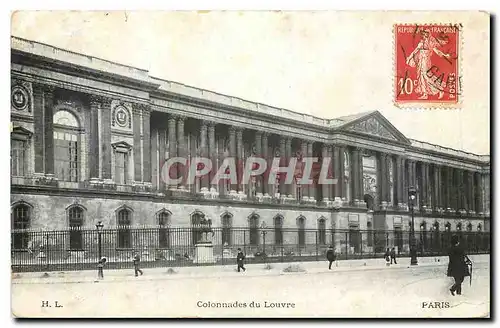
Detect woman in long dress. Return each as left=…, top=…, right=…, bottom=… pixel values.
left=406, top=29, right=451, bottom=100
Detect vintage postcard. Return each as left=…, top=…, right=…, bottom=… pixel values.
left=10, top=11, right=490, bottom=318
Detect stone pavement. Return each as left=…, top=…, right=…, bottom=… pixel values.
left=12, top=254, right=489, bottom=285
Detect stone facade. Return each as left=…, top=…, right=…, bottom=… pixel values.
left=10, top=37, right=491, bottom=254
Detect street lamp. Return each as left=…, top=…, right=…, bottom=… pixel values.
left=96, top=220, right=104, bottom=260
left=408, top=186, right=418, bottom=265
left=260, top=222, right=268, bottom=254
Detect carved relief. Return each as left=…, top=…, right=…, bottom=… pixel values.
left=11, top=81, right=31, bottom=112
left=346, top=117, right=398, bottom=141
left=112, top=102, right=132, bottom=130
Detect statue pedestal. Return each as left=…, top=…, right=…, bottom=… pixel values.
left=194, top=243, right=216, bottom=264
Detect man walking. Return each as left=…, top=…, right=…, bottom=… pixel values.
left=133, top=251, right=144, bottom=277
left=390, top=247, right=397, bottom=264
left=236, top=248, right=246, bottom=272
left=448, top=235, right=471, bottom=296
left=326, top=246, right=336, bottom=270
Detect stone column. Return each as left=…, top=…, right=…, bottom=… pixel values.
left=142, top=105, right=151, bottom=184
left=460, top=170, right=467, bottom=212
left=475, top=172, right=484, bottom=214
left=401, top=158, right=408, bottom=207
left=279, top=137, right=286, bottom=198
left=89, top=95, right=101, bottom=180
left=421, top=162, right=429, bottom=211
left=433, top=164, right=440, bottom=211
left=43, top=86, right=55, bottom=176
left=452, top=168, right=460, bottom=211
left=176, top=116, right=186, bottom=190
left=32, top=84, right=45, bottom=174
left=167, top=116, right=177, bottom=190
left=333, top=145, right=340, bottom=201
left=207, top=122, right=216, bottom=192
left=255, top=131, right=263, bottom=197
left=262, top=132, right=270, bottom=197
left=236, top=128, right=244, bottom=194
left=339, top=146, right=346, bottom=201
left=328, top=145, right=334, bottom=202
left=395, top=156, right=403, bottom=208
left=358, top=150, right=365, bottom=205
left=285, top=137, right=294, bottom=198
left=301, top=140, right=309, bottom=201
left=229, top=127, right=237, bottom=193
left=307, top=142, right=315, bottom=202
left=101, top=97, right=113, bottom=180
left=132, top=104, right=142, bottom=182
left=379, top=153, right=388, bottom=208
left=150, top=128, right=158, bottom=189
left=469, top=171, right=475, bottom=213
left=321, top=144, right=329, bottom=203
left=352, top=147, right=360, bottom=204
left=158, top=129, right=166, bottom=191
left=200, top=121, right=209, bottom=192
left=446, top=167, right=453, bottom=211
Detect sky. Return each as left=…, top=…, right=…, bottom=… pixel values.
left=11, top=11, right=490, bottom=154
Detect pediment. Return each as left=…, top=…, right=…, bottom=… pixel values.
left=11, top=126, right=33, bottom=141
left=336, top=111, right=410, bottom=144
left=111, top=141, right=133, bottom=153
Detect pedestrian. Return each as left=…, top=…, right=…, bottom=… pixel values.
left=236, top=248, right=246, bottom=272
left=390, top=247, right=397, bottom=264
left=447, top=235, right=471, bottom=296
left=326, top=246, right=336, bottom=270
left=384, top=248, right=391, bottom=266
left=97, top=257, right=106, bottom=280
left=133, top=251, right=144, bottom=277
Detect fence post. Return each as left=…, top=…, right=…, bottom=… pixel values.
left=315, top=231, right=318, bottom=261
left=345, top=231, right=348, bottom=260
left=243, top=229, right=247, bottom=260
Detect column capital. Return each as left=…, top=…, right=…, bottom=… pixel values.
left=32, top=82, right=56, bottom=93
left=175, top=114, right=187, bottom=122
left=255, top=130, right=263, bottom=138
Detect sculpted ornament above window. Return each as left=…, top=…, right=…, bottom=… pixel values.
left=346, top=117, right=398, bottom=141
left=112, top=104, right=132, bottom=129
left=11, top=85, right=30, bottom=111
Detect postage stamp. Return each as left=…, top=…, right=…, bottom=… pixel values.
left=394, top=24, right=461, bottom=108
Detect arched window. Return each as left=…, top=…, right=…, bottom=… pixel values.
left=12, top=203, right=31, bottom=250
left=54, top=110, right=80, bottom=182
left=157, top=210, right=171, bottom=248
left=117, top=207, right=132, bottom=249
left=297, top=216, right=306, bottom=247
left=249, top=215, right=259, bottom=246
left=274, top=215, right=283, bottom=245
left=344, top=151, right=350, bottom=201
left=318, top=218, right=326, bottom=245
left=191, top=211, right=204, bottom=245
left=221, top=213, right=232, bottom=246
left=68, top=205, right=84, bottom=250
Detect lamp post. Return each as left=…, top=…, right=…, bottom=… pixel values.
left=260, top=222, right=268, bottom=254
left=408, top=187, right=418, bottom=265
left=96, top=220, right=104, bottom=260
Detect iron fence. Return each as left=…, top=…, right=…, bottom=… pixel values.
left=11, top=227, right=490, bottom=272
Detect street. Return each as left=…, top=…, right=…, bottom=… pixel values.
left=12, top=262, right=489, bottom=318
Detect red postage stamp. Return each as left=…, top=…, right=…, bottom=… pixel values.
left=394, top=24, right=461, bottom=108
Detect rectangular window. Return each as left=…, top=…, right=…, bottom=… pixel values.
left=11, top=140, right=26, bottom=176
left=54, top=134, right=78, bottom=182
left=115, top=152, right=128, bottom=184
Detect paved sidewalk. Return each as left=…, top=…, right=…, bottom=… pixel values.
left=12, top=254, right=489, bottom=285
